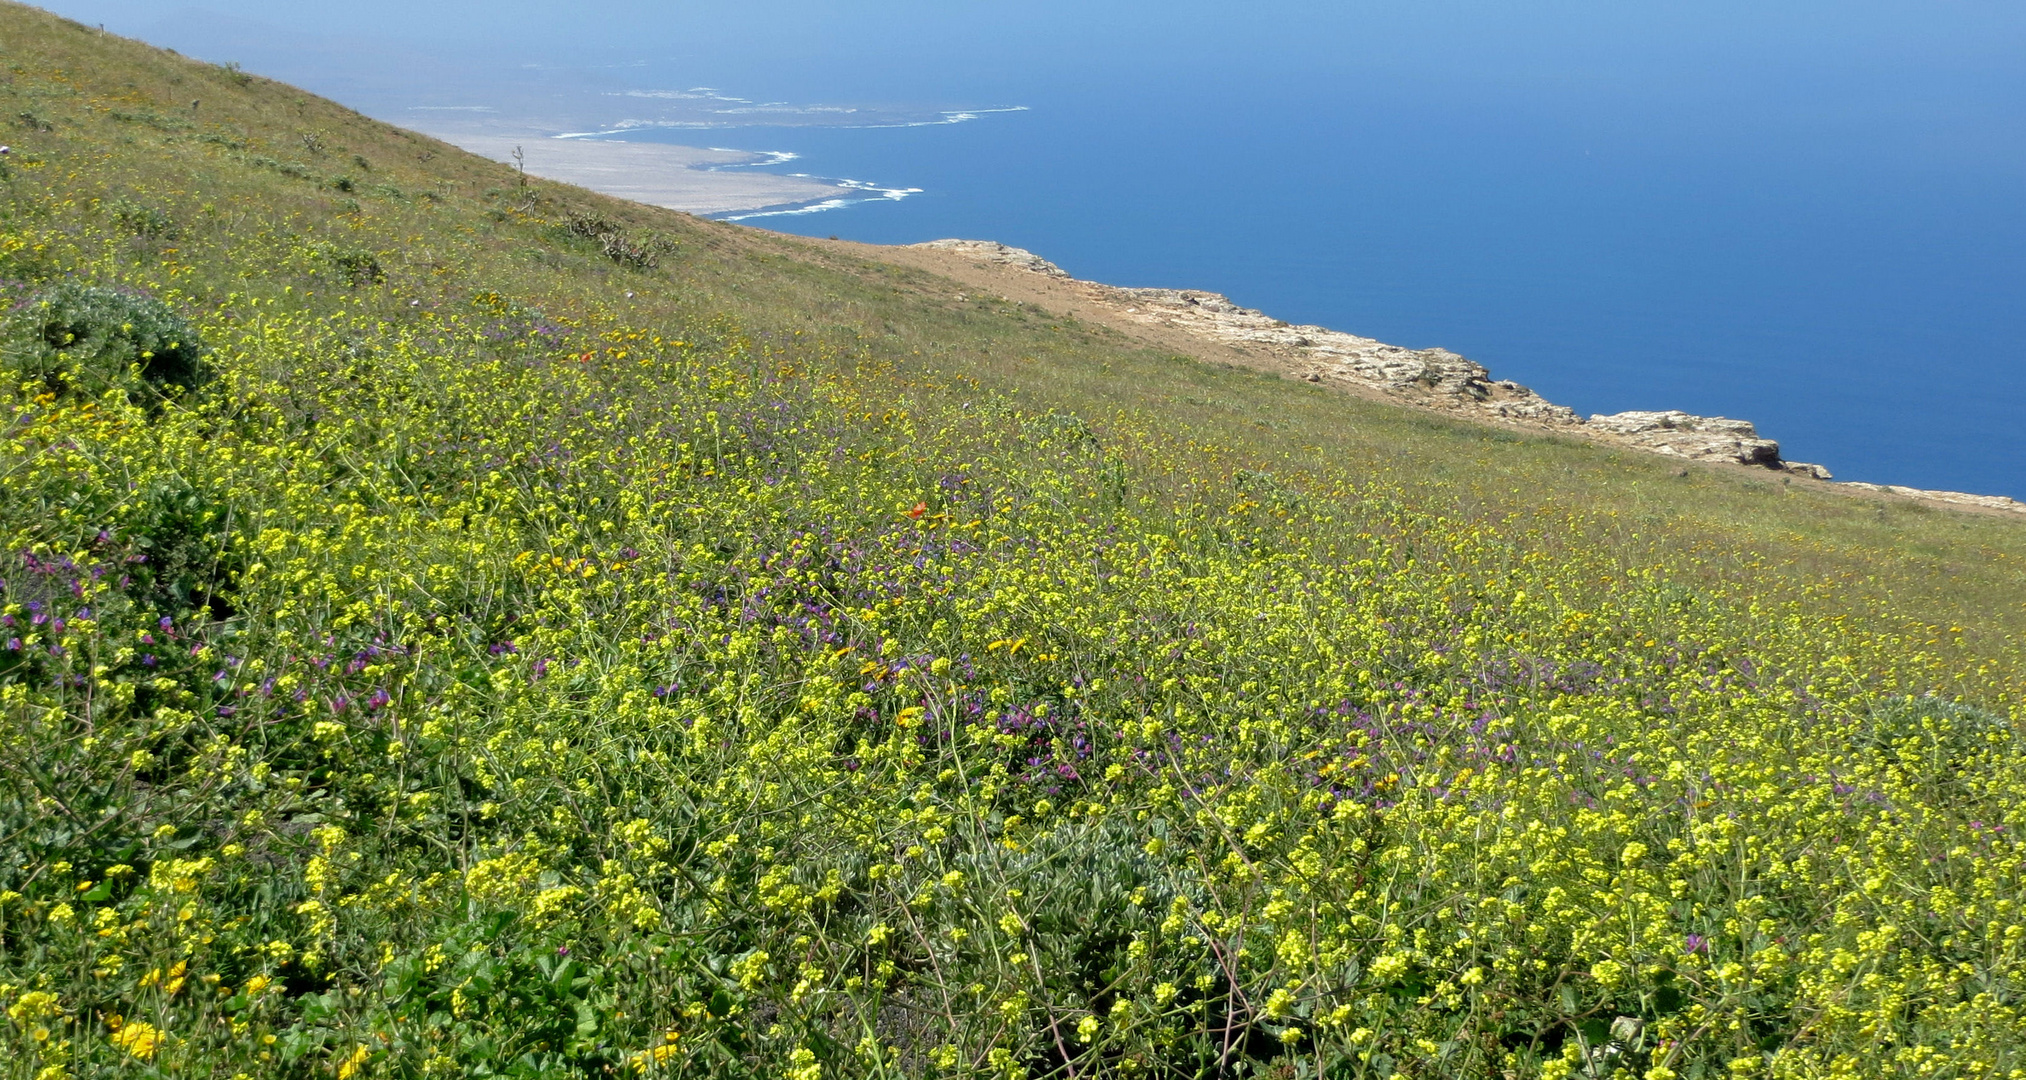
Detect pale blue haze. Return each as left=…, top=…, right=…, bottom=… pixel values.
left=44, top=1, right=2026, bottom=496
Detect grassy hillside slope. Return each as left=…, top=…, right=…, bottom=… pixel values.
left=1, top=6, right=2022, bottom=1078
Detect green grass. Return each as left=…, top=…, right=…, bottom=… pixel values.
left=1, top=6, right=2022, bottom=1078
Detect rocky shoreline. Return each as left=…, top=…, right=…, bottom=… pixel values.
left=909, top=240, right=2024, bottom=515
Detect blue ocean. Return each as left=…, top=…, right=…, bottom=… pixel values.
left=60, top=0, right=2026, bottom=496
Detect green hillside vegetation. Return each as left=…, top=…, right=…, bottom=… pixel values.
left=1, top=5, right=2022, bottom=1077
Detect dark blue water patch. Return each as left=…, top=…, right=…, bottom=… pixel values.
left=621, top=94, right=2025, bottom=498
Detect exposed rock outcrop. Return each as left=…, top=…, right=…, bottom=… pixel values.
left=911, top=239, right=1071, bottom=278
left=914, top=243, right=1581, bottom=426
left=1838, top=484, right=2025, bottom=513
left=904, top=238, right=2021, bottom=514
left=1103, top=287, right=1581, bottom=424
left=1581, top=411, right=1836, bottom=476
left=1586, top=410, right=1780, bottom=467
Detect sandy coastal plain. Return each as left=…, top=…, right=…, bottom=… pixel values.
left=434, top=134, right=841, bottom=217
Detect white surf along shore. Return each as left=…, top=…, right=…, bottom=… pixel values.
left=406, top=86, right=1021, bottom=218
left=900, top=241, right=2026, bottom=516
left=434, top=134, right=913, bottom=220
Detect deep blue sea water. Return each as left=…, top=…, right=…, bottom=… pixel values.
left=660, top=86, right=2026, bottom=498
left=47, top=1, right=2026, bottom=497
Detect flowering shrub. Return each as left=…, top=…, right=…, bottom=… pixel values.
left=1, top=280, right=206, bottom=402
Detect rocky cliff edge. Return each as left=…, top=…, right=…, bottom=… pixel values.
left=907, top=239, right=2021, bottom=515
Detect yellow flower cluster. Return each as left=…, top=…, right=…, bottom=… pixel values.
left=0, top=25, right=2019, bottom=1076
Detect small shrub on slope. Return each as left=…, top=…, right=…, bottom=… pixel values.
left=110, top=198, right=176, bottom=240
left=1, top=280, right=206, bottom=403
left=563, top=209, right=673, bottom=269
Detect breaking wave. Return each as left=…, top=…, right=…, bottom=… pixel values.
left=718, top=179, right=924, bottom=221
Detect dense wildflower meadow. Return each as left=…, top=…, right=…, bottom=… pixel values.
left=2, top=9, right=2024, bottom=1079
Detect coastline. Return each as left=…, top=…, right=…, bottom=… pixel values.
left=822, top=238, right=2026, bottom=517
left=431, top=133, right=846, bottom=218
left=397, top=122, right=2021, bottom=516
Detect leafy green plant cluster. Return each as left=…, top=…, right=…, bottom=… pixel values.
left=323, top=246, right=384, bottom=287
left=562, top=209, right=673, bottom=270
left=109, top=199, right=175, bottom=240
left=0, top=279, right=206, bottom=403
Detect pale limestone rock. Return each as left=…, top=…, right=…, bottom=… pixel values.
left=1586, top=410, right=1782, bottom=467
left=1091, top=287, right=1582, bottom=424
left=1838, top=483, right=2026, bottom=513
left=909, top=240, right=1584, bottom=423
left=910, top=239, right=1070, bottom=278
